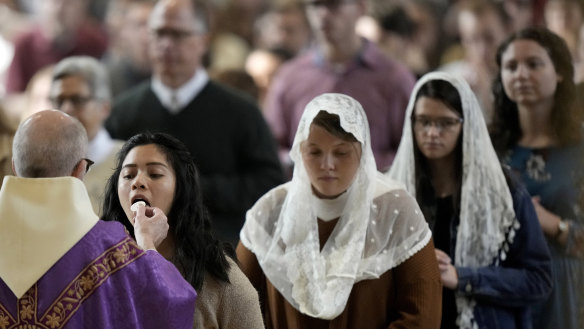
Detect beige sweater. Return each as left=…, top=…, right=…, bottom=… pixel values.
left=194, top=257, right=265, bottom=329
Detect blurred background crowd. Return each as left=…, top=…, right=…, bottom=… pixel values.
left=0, top=0, right=577, bottom=129
left=1, top=1, right=584, bottom=328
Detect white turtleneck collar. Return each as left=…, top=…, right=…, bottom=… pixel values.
left=311, top=189, right=350, bottom=221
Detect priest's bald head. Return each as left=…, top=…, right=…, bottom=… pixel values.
left=12, top=110, right=90, bottom=178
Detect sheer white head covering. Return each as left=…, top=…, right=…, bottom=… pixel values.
left=387, top=72, right=519, bottom=329
left=240, top=93, right=431, bottom=319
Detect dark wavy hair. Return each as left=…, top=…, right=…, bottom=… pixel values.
left=490, top=27, right=581, bottom=155
left=412, top=79, right=464, bottom=223
left=101, top=132, right=232, bottom=290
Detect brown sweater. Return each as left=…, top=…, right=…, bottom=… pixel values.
left=236, top=219, right=442, bottom=329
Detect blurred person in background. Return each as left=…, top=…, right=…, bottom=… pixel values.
left=19, top=65, right=54, bottom=123
left=0, top=0, right=32, bottom=95
left=400, top=0, right=447, bottom=75
left=0, top=102, right=13, bottom=187
left=106, top=0, right=284, bottom=246
left=440, top=0, right=512, bottom=124
left=5, top=0, right=107, bottom=93
left=544, top=0, right=583, bottom=71
left=103, top=0, right=155, bottom=97
left=264, top=0, right=415, bottom=174
left=501, top=0, right=537, bottom=32
left=253, top=0, right=312, bottom=57
left=207, top=0, right=268, bottom=72
left=210, top=68, right=259, bottom=103
left=245, top=47, right=293, bottom=110
left=365, top=1, right=429, bottom=77
left=49, top=56, right=124, bottom=215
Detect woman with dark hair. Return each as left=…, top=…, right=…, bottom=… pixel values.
left=237, top=93, right=442, bottom=328
left=388, top=72, right=552, bottom=329
left=490, top=27, right=584, bottom=329
left=101, top=132, right=264, bottom=329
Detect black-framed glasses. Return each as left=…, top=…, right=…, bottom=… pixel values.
left=49, top=95, right=93, bottom=109
left=412, top=116, right=464, bottom=133
left=78, top=158, right=94, bottom=174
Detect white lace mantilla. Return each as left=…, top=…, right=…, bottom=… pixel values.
left=240, top=93, right=431, bottom=319
left=387, top=72, right=519, bottom=329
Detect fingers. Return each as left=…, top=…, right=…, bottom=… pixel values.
left=134, top=207, right=169, bottom=250
left=435, top=249, right=451, bottom=265
left=131, top=202, right=147, bottom=226
left=434, top=249, right=459, bottom=289
left=135, top=207, right=167, bottom=227
left=438, top=263, right=450, bottom=272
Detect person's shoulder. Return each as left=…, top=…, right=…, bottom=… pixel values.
left=244, top=183, right=289, bottom=233
left=90, top=220, right=130, bottom=241
left=11, top=25, right=41, bottom=49
left=363, top=41, right=415, bottom=82
left=114, top=81, right=151, bottom=104
left=219, top=258, right=263, bottom=323
left=270, top=52, right=315, bottom=83
left=199, top=81, right=265, bottom=122
left=251, top=182, right=290, bottom=209
left=204, top=81, right=259, bottom=109
left=280, top=52, right=313, bottom=70
left=225, top=257, right=257, bottom=293
left=372, top=175, right=422, bottom=219
left=373, top=188, right=418, bottom=210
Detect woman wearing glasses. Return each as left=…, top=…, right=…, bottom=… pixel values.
left=490, top=27, right=584, bottom=329
left=387, top=72, right=552, bottom=329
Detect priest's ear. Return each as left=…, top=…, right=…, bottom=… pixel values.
left=71, top=158, right=92, bottom=180
left=11, top=158, right=16, bottom=176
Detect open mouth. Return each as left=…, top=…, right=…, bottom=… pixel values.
left=131, top=197, right=151, bottom=209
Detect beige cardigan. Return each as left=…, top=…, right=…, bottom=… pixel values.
left=194, top=257, right=265, bottom=329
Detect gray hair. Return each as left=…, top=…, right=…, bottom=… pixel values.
left=13, top=112, right=88, bottom=177
left=52, top=56, right=111, bottom=101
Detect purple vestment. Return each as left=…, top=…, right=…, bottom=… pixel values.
left=0, top=221, right=196, bottom=329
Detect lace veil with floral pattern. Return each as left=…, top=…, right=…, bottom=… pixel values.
left=240, top=93, right=431, bottom=319
left=387, top=72, right=519, bottom=329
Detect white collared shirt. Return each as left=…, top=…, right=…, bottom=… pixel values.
left=88, top=128, right=117, bottom=165
left=151, top=69, right=209, bottom=114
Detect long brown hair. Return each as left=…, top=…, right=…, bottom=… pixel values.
left=490, top=27, right=582, bottom=155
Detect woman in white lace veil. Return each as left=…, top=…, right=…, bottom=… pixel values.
left=387, top=71, right=552, bottom=329
left=237, top=93, right=442, bottom=328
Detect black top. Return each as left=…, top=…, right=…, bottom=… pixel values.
left=434, top=195, right=457, bottom=329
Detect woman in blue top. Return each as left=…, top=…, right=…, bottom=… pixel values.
left=490, top=27, right=584, bottom=329
left=388, top=71, right=552, bottom=329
